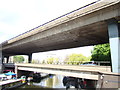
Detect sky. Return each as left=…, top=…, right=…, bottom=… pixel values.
left=0, top=0, right=97, bottom=60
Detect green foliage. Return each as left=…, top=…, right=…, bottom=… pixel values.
left=13, top=55, right=25, bottom=63
left=91, top=43, right=111, bottom=61
left=41, top=60, right=46, bottom=64
left=46, top=57, right=58, bottom=64
left=65, top=53, right=90, bottom=65
left=32, top=59, right=39, bottom=64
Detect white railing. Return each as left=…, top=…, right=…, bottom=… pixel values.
left=4, top=61, right=110, bottom=66
left=29, top=61, right=111, bottom=66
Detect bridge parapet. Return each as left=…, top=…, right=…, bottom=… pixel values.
left=26, top=61, right=111, bottom=66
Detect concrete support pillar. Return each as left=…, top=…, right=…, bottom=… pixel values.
left=15, top=65, right=23, bottom=78
left=2, top=55, right=4, bottom=64
left=28, top=53, right=32, bottom=63
left=0, top=54, right=2, bottom=64
left=15, top=66, right=18, bottom=77
left=108, top=19, right=120, bottom=73
left=0, top=44, right=2, bottom=73
left=6, top=56, right=9, bottom=63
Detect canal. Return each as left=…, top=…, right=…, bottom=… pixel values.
left=20, top=75, right=66, bottom=89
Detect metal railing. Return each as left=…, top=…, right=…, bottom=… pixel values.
left=3, top=59, right=110, bottom=66
left=28, top=61, right=110, bottom=66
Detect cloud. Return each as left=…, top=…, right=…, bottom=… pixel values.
left=0, top=0, right=97, bottom=35
left=33, top=46, right=94, bottom=61
left=0, top=11, right=19, bottom=24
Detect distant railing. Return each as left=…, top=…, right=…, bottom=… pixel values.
left=3, top=63, right=15, bottom=68
left=3, top=60, right=111, bottom=66
left=28, top=61, right=111, bottom=66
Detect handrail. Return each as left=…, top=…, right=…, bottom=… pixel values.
left=24, top=61, right=110, bottom=66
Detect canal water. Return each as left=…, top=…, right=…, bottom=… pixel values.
left=20, top=75, right=66, bottom=89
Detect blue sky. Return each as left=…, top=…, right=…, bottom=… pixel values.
left=0, top=0, right=96, bottom=59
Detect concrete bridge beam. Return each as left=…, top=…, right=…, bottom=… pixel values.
left=108, top=19, right=120, bottom=73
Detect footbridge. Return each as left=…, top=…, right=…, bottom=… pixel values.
left=15, top=63, right=111, bottom=80
left=0, top=0, right=120, bottom=73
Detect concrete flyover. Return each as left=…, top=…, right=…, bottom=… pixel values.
left=1, top=0, right=120, bottom=56
left=0, top=0, right=120, bottom=73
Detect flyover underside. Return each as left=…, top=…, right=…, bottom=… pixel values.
left=3, top=21, right=108, bottom=56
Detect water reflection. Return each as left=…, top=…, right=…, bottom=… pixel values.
left=53, top=75, right=59, bottom=87
left=21, top=75, right=65, bottom=89
left=46, top=77, right=53, bottom=88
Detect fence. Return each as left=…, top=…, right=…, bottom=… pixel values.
left=29, top=60, right=110, bottom=66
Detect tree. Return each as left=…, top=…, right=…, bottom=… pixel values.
left=91, top=43, right=111, bottom=61
left=32, top=59, right=39, bottom=64
left=46, top=57, right=59, bottom=64
left=64, top=53, right=90, bottom=65
left=13, top=55, right=25, bottom=63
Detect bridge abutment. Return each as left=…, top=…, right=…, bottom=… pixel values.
left=108, top=19, right=120, bottom=73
